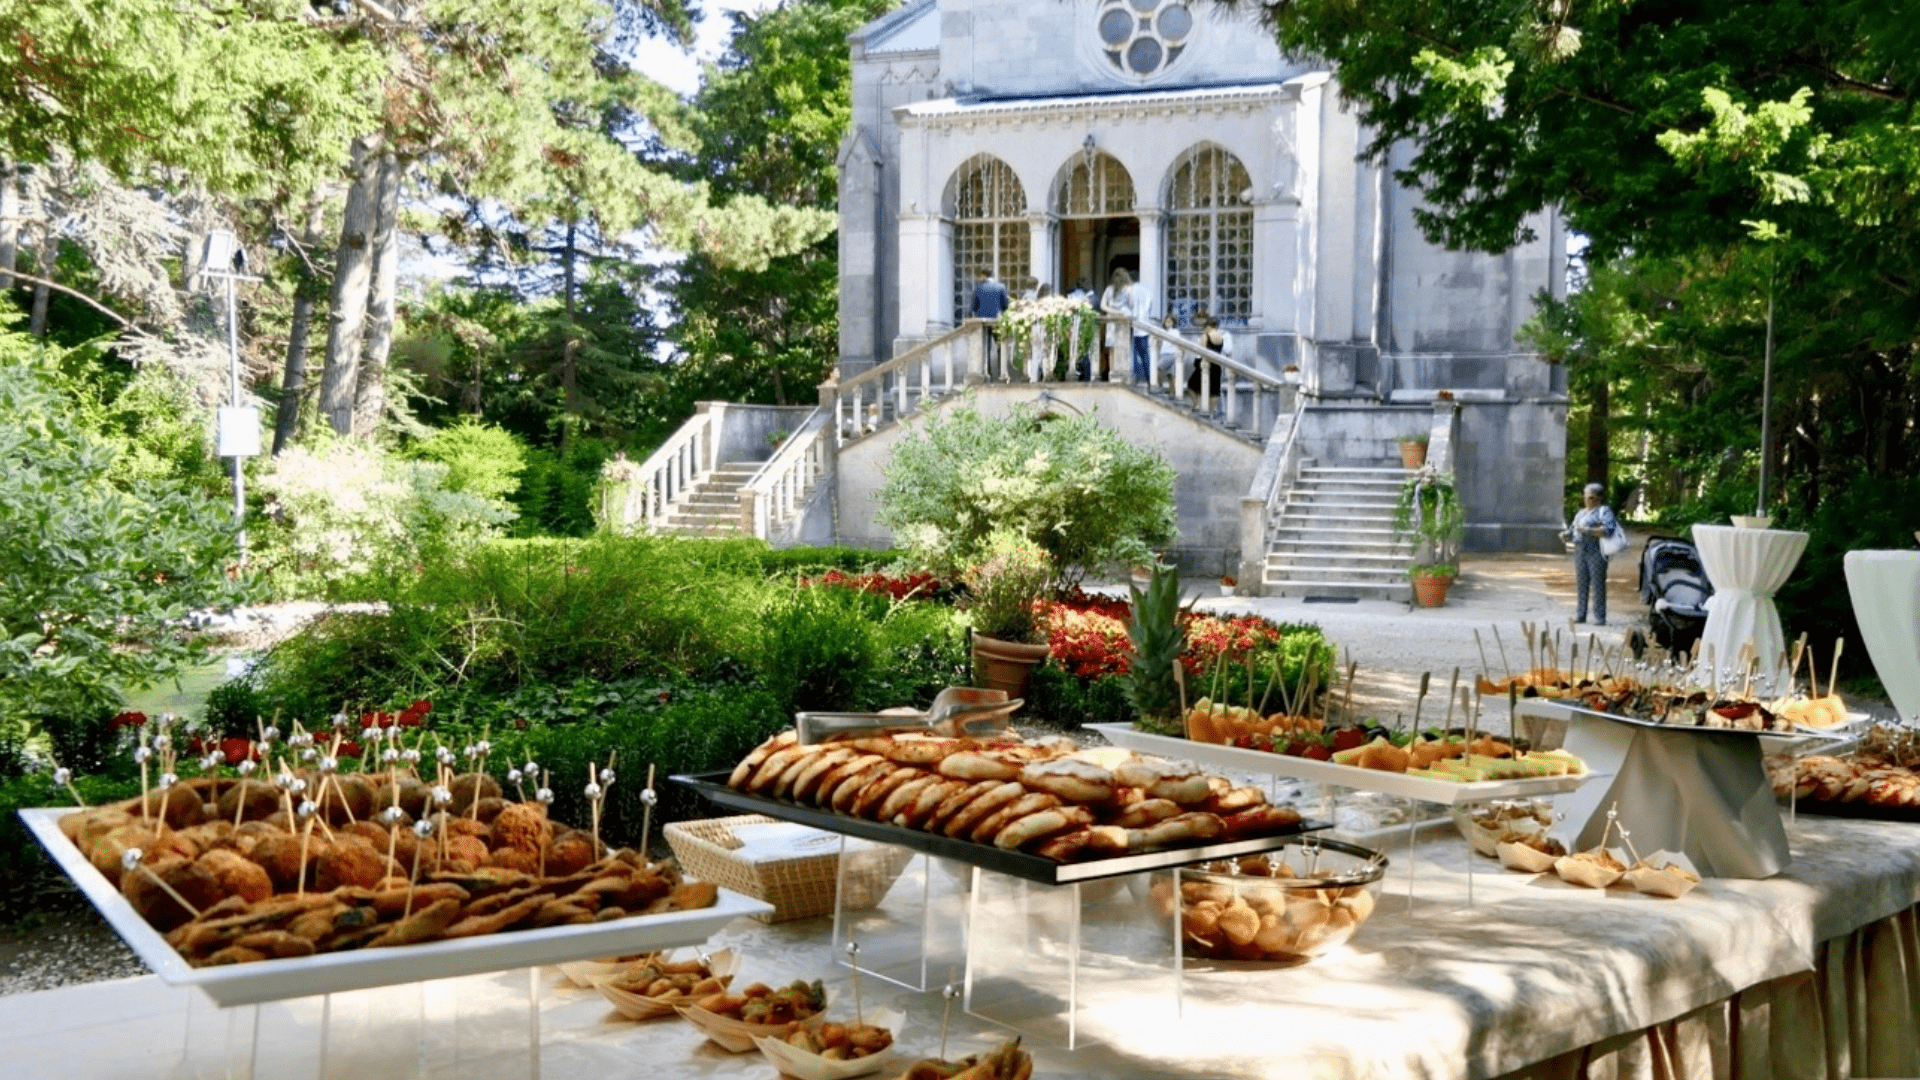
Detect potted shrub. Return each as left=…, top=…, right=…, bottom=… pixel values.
left=1392, top=467, right=1465, bottom=607
left=1397, top=431, right=1430, bottom=469
left=964, top=531, right=1055, bottom=697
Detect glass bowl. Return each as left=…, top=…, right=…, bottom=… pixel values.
left=1140, top=837, right=1386, bottom=963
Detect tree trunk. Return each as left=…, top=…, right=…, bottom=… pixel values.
left=560, top=220, right=578, bottom=453
left=273, top=193, right=330, bottom=456
left=317, top=135, right=382, bottom=436
left=354, top=150, right=401, bottom=438
left=1585, top=373, right=1610, bottom=490
left=0, top=160, right=17, bottom=290
left=27, top=225, right=53, bottom=337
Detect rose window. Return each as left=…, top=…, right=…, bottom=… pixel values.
left=1096, top=0, right=1193, bottom=79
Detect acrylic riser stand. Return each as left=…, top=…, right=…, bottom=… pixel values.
left=829, top=837, right=971, bottom=992
left=171, top=967, right=541, bottom=1080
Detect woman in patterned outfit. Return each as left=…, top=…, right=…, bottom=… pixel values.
left=1566, top=482, right=1622, bottom=625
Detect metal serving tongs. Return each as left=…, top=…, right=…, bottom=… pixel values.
left=795, top=686, right=1023, bottom=745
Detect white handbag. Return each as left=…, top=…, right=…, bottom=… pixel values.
left=1600, top=526, right=1630, bottom=558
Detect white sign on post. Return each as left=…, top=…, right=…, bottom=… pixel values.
left=217, top=406, right=261, bottom=458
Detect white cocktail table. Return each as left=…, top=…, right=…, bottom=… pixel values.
left=1691, top=523, right=1809, bottom=689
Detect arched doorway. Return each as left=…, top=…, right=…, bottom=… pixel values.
left=1053, top=149, right=1137, bottom=297
left=945, top=154, right=1028, bottom=322
left=1165, top=143, right=1253, bottom=327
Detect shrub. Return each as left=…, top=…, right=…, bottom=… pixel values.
left=758, top=584, right=884, bottom=716
left=0, top=770, right=142, bottom=923
left=0, top=358, right=250, bottom=753
left=961, top=531, right=1053, bottom=643
left=877, top=400, right=1177, bottom=580
left=857, top=601, right=971, bottom=712
left=253, top=439, right=513, bottom=600
left=408, top=419, right=528, bottom=505
left=513, top=438, right=611, bottom=538
left=1024, top=662, right=1134, bottom=730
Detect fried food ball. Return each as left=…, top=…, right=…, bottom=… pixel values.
left=546, top=830, right=602, bottom=877
left=124, top=855, right=226, bottom=931
left=197, top=848, right=273, bottom=904
left=314, top=836, right=395, bottom=892
left=447, top=773, right=502, bottom=815
left=340, top=820, right=391, bottom=848
left=318, top=775, right=376, bottom=825
left=373, top=776, right=431, bottom=818
left=88, top=823, right=192, bottom=887
left=59, top=807, right=129, bottom=848
left=489, top=802, right=550, bottom=854
left=445, top=816, right=489, bottom=841
left=445, top=834, right=490, bottom=869
left=216, top=780, right=282, bottom=824
left=471, top=797, right=506, bottom=825
left=135, top=787, right=209, bottom=829
left=249, top=832, right=312, bottom=891
left=485, top=846, right=544, bottom=875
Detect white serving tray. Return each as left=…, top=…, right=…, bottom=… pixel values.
left=1085, top=724, right=1597, bottom=806
left=21, top=807, right=770, bottom=1008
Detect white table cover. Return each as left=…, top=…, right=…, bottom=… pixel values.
left=1691, top=524, right=1809, bottom=689
left=1844, top=550, right=1920, bottom=721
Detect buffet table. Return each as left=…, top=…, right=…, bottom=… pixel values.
left=8, top=816, right=1919, bottom=1080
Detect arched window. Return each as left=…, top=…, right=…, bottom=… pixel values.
left=945, top=155, right=1028, bottom=322
left=1165, top=145, right=1253, bottom=325
left=1054, top=151, right=1135, bottom=217
left=1094, top=0, right=1194, bottom=79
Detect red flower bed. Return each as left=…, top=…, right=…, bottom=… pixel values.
left=1036, top=591, right=1305, bottom=680
left=802, top=569, right=949, bottom=602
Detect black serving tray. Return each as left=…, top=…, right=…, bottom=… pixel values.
left=1779, top=793, right=1920, bottom=824
left=673, top=772, right=1330, bottom=886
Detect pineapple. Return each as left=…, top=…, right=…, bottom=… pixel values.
left=1124, top=564, right=1187, bottom=735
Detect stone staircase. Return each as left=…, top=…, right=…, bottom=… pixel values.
left=656, top=461, right=762, bottom=536
left=1262, top=464, right=1416, bottom=601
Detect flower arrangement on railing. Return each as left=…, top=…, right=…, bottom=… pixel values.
left=1392, top=465, right=1465, bottom=584
left=999, top=295, right=1098, bottom=362
left=600, top=453, right=640, bottom=484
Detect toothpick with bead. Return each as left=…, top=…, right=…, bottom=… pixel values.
left=122, top=848, right=201, bottom=921
left=844, top=940, right=864, bottom=1027
left=940, top=977, right=960, bottom=1061
left=406, top=818, right=434, bottom=917
left=49, top=761, right=85, bottom=808
left=639, top=764, right=658, bottom=866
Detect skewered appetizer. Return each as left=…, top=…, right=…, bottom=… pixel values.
left=725, top=730, right=1304, bottom=861
left=777, top=1019, right=894, bottom=1061
left=891, top=1038, right=1032, bottom=1080
left=1767, top=727, right=1920, bottom=814
left=57, top=774, right=718, bottom=966
left=1182, top=698, right=1323, bottom=746
left=698, top=979, right=828, bottom=1025
left=603, top=952, right=732, bottom=1001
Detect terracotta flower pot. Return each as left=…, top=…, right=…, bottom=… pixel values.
left=972, top=633, right=1051, bottom=699
left=1411, top=571, right=1454, bottom=607
left=1398, top=439, right=1428, bottom=469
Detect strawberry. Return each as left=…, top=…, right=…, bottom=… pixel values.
left=1300, top=741, right=1334, bottom=761
left=1233, top=733, right=1255, bottom=749
left=1330, top=727, right=1368, bottom=753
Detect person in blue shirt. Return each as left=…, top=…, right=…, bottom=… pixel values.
left=1564, top=482, right=1623, bottom=625
left=970, top=268, right=1010, bottom=319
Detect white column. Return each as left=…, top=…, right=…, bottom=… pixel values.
left=1027, top=212, right=1052, bottom=290
left=896, top=213, right=942, bottom=343
left=1252, top=198, right=1302, bottom=333
left=1134, top=206, right=1163, bottom=319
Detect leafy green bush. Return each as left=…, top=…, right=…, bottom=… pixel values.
left=1024, top=663, right=1135, bottom=730
left=877, top=400, right=1177, bottom=580
left=0, top=771, right=142, bottom=923
left=758, top=584, right=884, bottom=716
left=859, top=602, right=971, bottom=712
left=514, top=438, right=611, bottom=538
left=253, top=438, right=513, bottom=600
left=755, top=545, right=899, bottom=575
left=962, top=531, right=1053, bottom=643
left=408, top=419, right=528, bottom=504
left=0, top=356, right=250, bottom=752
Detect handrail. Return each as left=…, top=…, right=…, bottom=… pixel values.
left=1237, top=392, right=1309, bottom=595
left=740, top=406, right=831, bottom=541
left=605, top=405, right=717, bottom=533
left=827, top=321, right=992, bottom=446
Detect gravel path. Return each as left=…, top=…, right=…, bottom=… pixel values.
left=5, top=534, right=1888, bottom=998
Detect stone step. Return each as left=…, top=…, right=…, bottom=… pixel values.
left=1278, top=513, right=1398, bottom=528
left=1262, top=577, right=1412, bottom=601
left=1282, top=497, right=1399, bottom=512
left=1265, top=551, right=1413, bottom=565
left=1268, top=540, right=1413, bottom=556
left=1291, top=483, right=1403, bottom=499
left=1262, top=562, right=1409, bottom=582
left=1301, top=466, right=1414, bottom=477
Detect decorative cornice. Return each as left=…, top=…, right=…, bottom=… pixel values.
left=895, top=81, right=1309, bottom=131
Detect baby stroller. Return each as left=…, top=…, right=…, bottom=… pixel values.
left=1637, top=536, right=1713, bottom=660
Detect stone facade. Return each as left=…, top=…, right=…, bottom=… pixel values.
left=837, top=0, right=1572, bottom=552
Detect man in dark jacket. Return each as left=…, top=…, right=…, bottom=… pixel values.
left=970, top=268, right=1012, bottom=376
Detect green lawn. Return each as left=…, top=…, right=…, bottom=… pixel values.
left=119, top=657, right=235, bottom=721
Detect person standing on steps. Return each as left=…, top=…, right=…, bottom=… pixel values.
left=1564, top=482, right=1625, bottom=625
left=1098, top=268, right=1134, bottom=382
left=1128, top=271, right=1154, bottom=384
left=971, top=267, right=1011, bottom=378
left=1067, top=276, right=1095, bottom=380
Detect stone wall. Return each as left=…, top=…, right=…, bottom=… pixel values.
left=1452, top=399, right=1570, bottom=553
left=832, top=384, right=1263, bottom=574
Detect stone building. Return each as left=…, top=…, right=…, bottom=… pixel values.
left=614, top=0, right=1573, bottom=594
left=836, top=0, right=1572, bottom=558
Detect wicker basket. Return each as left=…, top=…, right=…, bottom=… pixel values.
left=664, top=815, right=914, bottom=923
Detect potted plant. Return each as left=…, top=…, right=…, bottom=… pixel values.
left=1397, top=431, right=1430, bottom=469
left=964, top=530, right=1055, bottom=697
left=1392, top=467, right=1465, bottom=607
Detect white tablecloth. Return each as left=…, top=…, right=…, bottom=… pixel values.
left=12, top=816, right=1920, bottom=1080
left=1692, top=524, right=1809, bottom=689
left=1845, top=550, right=1920, bottom=721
